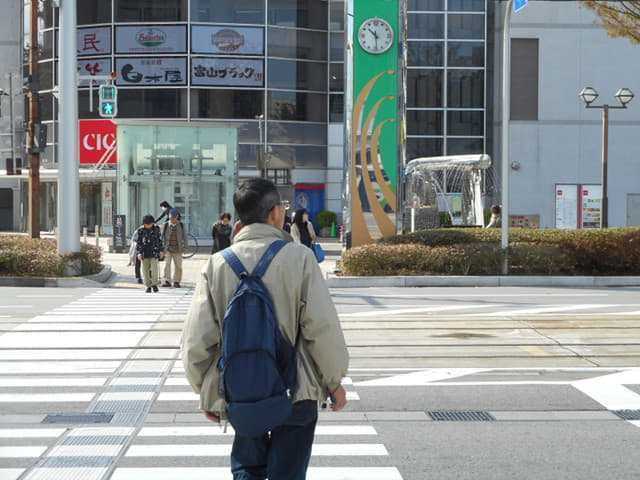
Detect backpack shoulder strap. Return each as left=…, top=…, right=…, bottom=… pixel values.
left=252, top=240, right=288, bottom=279
left=221, top=248, right=249, bottom=280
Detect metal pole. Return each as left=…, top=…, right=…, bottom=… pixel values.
left=601, top=105, right=609, bottom=228
left=58, top=0, right=80, bottom=253
left=501, top=0, right=513, bottom=274
left=8, top=74, right=15, bottom=164
left=27, top=0, right=41, bottom=239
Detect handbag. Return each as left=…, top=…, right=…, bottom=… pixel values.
left=313, top=243, right=325, bottom=263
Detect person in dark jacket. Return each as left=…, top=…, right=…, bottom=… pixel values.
left=155, top=201, right=172, bottom=224
left=290, top=208, right=316, bottom=249
left=135, top=214, right=165, bottom=292
left=211, top=212, right=233, bottom=254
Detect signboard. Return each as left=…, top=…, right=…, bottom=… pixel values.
left=79, top=120, right=117, bottom=165
left=295, top=185, right=325, bottom=229
left=555, top=184, right=578, bottom=229
left=581, top=184, right=602, bottom=229
left=101, top=183, right=113, bottom=235
left=113, top=215, right=126, bottom=253
left=192, top=25, right=264, bottom=55
left=77, top=27, right=111, bottom=56
left=514, top=0, right=528, bottom=12
left=77, top=59, right=112, bottom=86
left=115, top=25, right=187, bottom=54
left=116, top=57, right=187, bottom=86
left=191, top=58, right=263, bottom=87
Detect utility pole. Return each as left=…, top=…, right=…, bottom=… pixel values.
left=27, top=0, right=41, bottom=238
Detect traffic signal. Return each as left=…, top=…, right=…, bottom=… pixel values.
left=99, top=84, right=117, bottom=118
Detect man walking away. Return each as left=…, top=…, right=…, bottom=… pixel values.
left=182, top=178, right=349, bottom=480
left=161, top=208, right=188, bottom=288
left=135, top=215, right=164, bottom=293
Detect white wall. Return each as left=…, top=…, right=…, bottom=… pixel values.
left=495, top=1, right=640, bottom=228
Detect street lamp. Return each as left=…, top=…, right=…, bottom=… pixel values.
left=579, top=87, right=634, bottom=228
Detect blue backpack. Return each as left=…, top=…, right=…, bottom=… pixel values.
left=219, top=240, right=297, bottom=437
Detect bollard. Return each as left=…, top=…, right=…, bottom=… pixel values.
left=82, top=227, right=88, bottom=243
left=411, top=208, right=415, bottom=232
left=95, top=225, right=100, bottom=247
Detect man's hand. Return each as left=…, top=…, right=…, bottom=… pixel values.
left=137, top=253, right=142, bottom=261
left=329, top=385, right=347, bottom=411
left=203, top=410, right=221, bottom=423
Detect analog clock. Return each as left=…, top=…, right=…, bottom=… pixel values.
left=358, top=17, right=394, bottom=54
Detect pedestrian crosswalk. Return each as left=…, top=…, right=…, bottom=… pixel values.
left=0, top=287, right=403, bottom=480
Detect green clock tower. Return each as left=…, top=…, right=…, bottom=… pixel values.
left=345, top=0, right=406, bottom=248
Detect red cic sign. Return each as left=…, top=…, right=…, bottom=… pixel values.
left=79, top=119, right=117, bottom=165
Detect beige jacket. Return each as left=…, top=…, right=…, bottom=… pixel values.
left=181, top=223, right=349, bottom=416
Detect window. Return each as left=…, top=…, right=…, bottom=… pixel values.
left=407, top=69, right=443, bottom=108
left=447, top=111, right=484, bottom=136
left=447, top=138, right=484, bottom=155
left=408, top=0, right=443, bottom=11
left=268, top=60, right=327, bottom=91
left=408, top=14, right=444, bottom=38
left=267, top=0, right=328, bottom=30
left=192, top=0, right=264, bottom=24
left=330, top=1, right=345, bottom=30
left=268, top=91, right=327, bottom=122
left=408, top=41, right=444, bottom=66
left=270, top=145, right=327, bottom=168
left=511, top=38, right=539, bottom=121
left=268, top=28, right=327, bottom=61
left=330, top=63, right=343, bottom=92
left=447, top=42, right=484, bottom=67
left=191, top=89, right=263, bottom=119
left=448, top=0, right=485, bottom=12
left=78, top=0, right=112, bottom=24
left=329, top=94, right=343, bottom=122
left=267, top=122, right=327, bottom=145
left=117, top=89, right=187, bottom=118
left=407, top=138, right=443, bottom=159
left=330, top=32, right=345, bottom=62
left=447, top=14, right=484, bottom=40
left=406, top=110, right=443, bottom=136
left=447, top=70, right=484, bottom=108
left=115, top=0, right=187, bottom=22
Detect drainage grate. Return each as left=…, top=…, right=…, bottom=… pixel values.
left=612, top=410, right=640, bottom=420
left=428, top=410, right=495, bottom=422
left=42, top=413, right=114, bottom=424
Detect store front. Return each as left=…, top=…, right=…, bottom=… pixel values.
left=116, top=122, right=238, bottom=237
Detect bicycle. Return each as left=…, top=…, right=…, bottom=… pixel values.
left=182, top=233, right=199, bottom=259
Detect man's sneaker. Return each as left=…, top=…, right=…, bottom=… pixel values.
left=152, top=285, right=159, bottom=292
left=162, top=281, right=172, bottom=287
left=137, top=278, right=143, bottom=284
left=145, top=287, right=152, bottom=293
left=173, top=282, right=181, bottom=288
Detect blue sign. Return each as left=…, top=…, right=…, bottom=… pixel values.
left=514, top=0, right=528, bottom=12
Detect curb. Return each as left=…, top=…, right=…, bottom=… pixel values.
left=0, top=265, right=112, bottom=288
left=325, top=274, right=640, bottom=288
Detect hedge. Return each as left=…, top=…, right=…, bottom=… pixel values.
left=338, top=227, right=640, bottom=276
left=0, top=236, right=103, bottom=277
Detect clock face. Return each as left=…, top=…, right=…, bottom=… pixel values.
left=358, top=18, right=394, bottom=54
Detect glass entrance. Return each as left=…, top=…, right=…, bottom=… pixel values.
left=116, top=123, right=238, bottom=236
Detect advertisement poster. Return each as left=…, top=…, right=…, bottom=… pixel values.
left=116, top=25, right=186, bottom=53
left=191, top=58, right=263, bottom=86
left=192, top=25, right=264, bottom=55
left=101, top=183, right=113, bottom=236
left=555, top=184, right=578, bottom=229
left=77, top=27, right=111, bottom=56
left=581, top=184, right=602, bottom=229
left=77, top=59, right=112, bottom=86
left=116, top=58, right=187, bottom=86
left=79, top=120, right=117, bottom=165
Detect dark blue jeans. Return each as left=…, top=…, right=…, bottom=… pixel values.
left=230, top=400, right=318, bottom=480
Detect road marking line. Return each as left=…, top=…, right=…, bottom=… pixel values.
left=155, top=391, right=360, bottom=402
left=20, top=467, right=107, bottom=480
left=341, top=304, right=502, bottom=317
left=519, top=345, right=552, bottom=356
left=0, top=469, right=24, bottom=480
left=125, top=443, right=388, bottom=457
left=0, top=378, right=107, bottom=387
left=111, top=467, right=403, bottom=480
left=0, top=393, right=96, bottom=403
left=137, top=425, right=377, bottom=437
left=48, top=444, right=124, bottom=456
left=355, top=368, right=489, bottom=386
left=0, top=428, right=66, bottom=438
left=573, top=369, right=640, bottom=411
left=0, top=446, right=48, bottom=457
left=468, top=304, right=617, bottom=316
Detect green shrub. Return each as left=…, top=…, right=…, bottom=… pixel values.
left=0, top=236, right=103, bottom=277
left=316, top=211, right=338, bottom=229
left=339, top=227, right=640, bottom=276
left=438, top=211, right=452, bottom=226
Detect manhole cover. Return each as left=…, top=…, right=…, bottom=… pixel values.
left=612, top=410, right=640, bottom=420
left=42, top=413, right=114, bottom=424
left=428, top=410, right=495, bottom=421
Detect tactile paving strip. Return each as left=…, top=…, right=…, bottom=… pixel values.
left=612, top=409, right=640, bottom=420
left=428, top=410, right=496, bottom=422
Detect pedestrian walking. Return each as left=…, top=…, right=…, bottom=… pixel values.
left=161, top=208, right=188, bottom=288
left=182, top=178, right=348, bottom=480
left=290, top=208, right=316, bottom=249
left=155, top=200, right=172, bottom=224
left=211, top=212, right=232, bottom=254
left=486, top=204, right=502, bottom=228
left=135, top=215, right=164, bottom=293
left=127, top=225, right=143, bottom=284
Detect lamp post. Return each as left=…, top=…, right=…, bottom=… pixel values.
left=255, top=113, right=266, bottom=178
left=579, top=87, right=634, bottom=228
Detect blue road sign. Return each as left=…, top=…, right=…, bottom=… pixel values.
left=514, top=0, right=528, bottom=12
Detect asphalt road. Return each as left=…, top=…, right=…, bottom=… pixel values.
left=1, top=284, right=639, bottom=480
